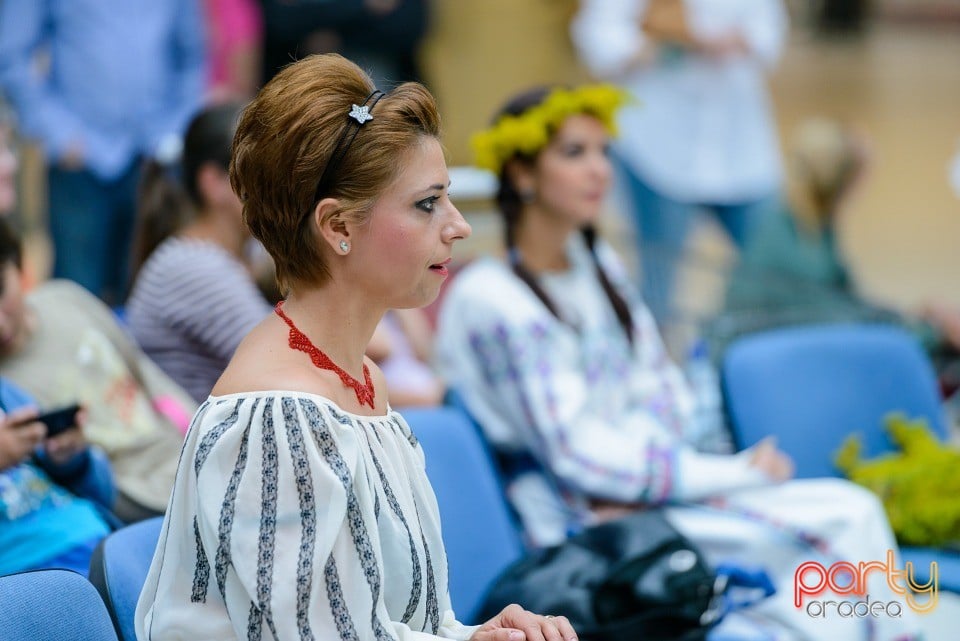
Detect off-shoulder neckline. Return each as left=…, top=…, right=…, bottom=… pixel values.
left=205, top=389, right=397, bottom=422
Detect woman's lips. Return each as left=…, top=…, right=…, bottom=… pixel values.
left=429, top=258, right=451, bottom=276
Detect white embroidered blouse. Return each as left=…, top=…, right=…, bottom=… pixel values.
left=136, top=392, right=476, bottom=641
left=436, top=237, right=766, bottom=547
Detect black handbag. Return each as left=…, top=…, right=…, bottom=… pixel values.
left=478, top=510, right=724, bottom=641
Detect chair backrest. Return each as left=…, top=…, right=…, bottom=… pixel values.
left=401, top=406, right=525, bottom=624
left=88, top=516, right=164, bottom=641
left=721, top=323, right=946, bottom=479
left=0, top=569, right=119, bottom=641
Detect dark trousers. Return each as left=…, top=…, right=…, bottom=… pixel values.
left=47, top=161, right=140, bottom=305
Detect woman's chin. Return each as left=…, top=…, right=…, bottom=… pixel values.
left=393, top=287, right=440, bottom=311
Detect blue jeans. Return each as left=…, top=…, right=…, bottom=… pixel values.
left=618, top=160, right=779, bottom=328
left=47, top=161, right=140, bottom=304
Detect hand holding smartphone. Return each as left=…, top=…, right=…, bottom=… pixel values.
left=14, top=403, right=82, bottom=438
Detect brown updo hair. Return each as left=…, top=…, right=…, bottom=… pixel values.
left=230, top=54, right=441, bottom=292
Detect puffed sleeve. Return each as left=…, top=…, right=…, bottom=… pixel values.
left=144, top=396, right=472, bottom=640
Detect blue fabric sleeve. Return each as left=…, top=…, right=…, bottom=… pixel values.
left=0, top=378, right=37, bottom=414
left=1, top=378, right=117, bottom=510
left=0, top=0, right=89, bottom=160
left=143, top=0, right=207, bottom=155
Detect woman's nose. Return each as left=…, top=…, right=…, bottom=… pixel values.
left=446, top=204, right=472, bottom=242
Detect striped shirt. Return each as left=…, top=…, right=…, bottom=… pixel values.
left=127, top=237, right=271, bottom=403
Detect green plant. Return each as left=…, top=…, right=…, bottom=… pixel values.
left=835, top=413, right=960, bottom=547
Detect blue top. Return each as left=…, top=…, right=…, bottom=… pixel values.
left=0, top=0, right=207, bottom=180
left=0, top=379, right=113, bottom=575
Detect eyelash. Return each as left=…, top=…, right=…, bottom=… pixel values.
left=416, top=196, right=440, bottom=212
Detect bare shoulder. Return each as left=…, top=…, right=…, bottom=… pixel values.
left=212, top=316, right=313, bottom=396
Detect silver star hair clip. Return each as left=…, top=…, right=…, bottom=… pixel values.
left=348, top=104, right=374, bottom=125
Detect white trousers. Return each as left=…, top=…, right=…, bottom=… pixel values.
left=667, top=479, right=923, bottom=641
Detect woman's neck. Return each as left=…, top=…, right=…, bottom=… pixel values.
left=280, top=286, right=382, bottom=380
left=179, top=209, right=247, bottom=258
left=513, top=205, right=576, bottom=273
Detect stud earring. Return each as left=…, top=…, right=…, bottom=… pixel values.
left=339, top=240, right=350, bottom=253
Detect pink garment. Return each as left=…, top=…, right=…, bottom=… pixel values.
left=378, top=312, right=439, bottom=398
left=204, top=0, right=262, bottom=92
left=153, top=395, right=193, bottom=436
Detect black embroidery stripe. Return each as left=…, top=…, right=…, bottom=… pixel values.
left=214, top=398, right=258, bottom=601
left=251, top=400, right=279, bottom=641
left=247, top=601, right=262, bottom=641
left=186, top=400, right=213, bottom=435
left=360, top=430, right=380, bottom=503
left=409, top=491, right=440, bottom=634
left=327, top=405, right=355, bottom=427
left=363, top=425, right=422, bottom=624
left=369, top=420, right=384, bottom=445
left=391, top=416, right=418, bottom=448
left=282, top=398, right=317, bottom=641
left=325, top=555, right=360, bottom=641
left=190, top=516, right=211, bottom=603
left=299, top=399, right=392, bottom=641
left=194, top=399, right=243, bottom=475
left=421, top=530, right=440, bottom=634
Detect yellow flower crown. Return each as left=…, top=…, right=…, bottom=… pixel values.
left=471, top=84, right=630, bottom=174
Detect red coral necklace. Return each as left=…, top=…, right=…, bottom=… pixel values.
left=274, top=301, right=376, bottom=409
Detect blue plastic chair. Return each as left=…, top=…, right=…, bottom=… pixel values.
left=402, top=406, right=525, bottom=624
left=88, top=516, right=164, bottom=641
left=0, top=569, right=119, bottom=641
left=721, top=322, right=960, bottom=591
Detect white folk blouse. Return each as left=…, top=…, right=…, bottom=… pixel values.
left=436, top=237, right=765, bottom=547
left=136, top=392, right=476, bottom=641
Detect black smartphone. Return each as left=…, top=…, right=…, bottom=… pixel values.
left=13, top=404, right=82, bottom=438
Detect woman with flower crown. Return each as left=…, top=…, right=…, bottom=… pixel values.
left=135, top=54, right=577, bottom=641
left=436, top=85, right=924, bottom=640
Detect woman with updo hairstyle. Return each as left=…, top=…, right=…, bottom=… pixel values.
left=436, top=87, right=923, bottom=640
left=136, top=54, right=574, bottom=641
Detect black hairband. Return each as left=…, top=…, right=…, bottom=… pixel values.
left=313, top=89, right=386, bottom=203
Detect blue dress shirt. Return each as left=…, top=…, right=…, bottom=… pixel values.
left=0, top=0, right=207, bottom=180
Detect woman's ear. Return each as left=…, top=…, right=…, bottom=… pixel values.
left=313, top=198, right=352, bottom=255
left=505, top=159, right=537, bottom=202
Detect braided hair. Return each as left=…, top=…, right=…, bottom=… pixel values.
left=492, top=87, right=634, bottom=344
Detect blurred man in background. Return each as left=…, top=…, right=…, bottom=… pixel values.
left=0, top=0, right=207, bottom=304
